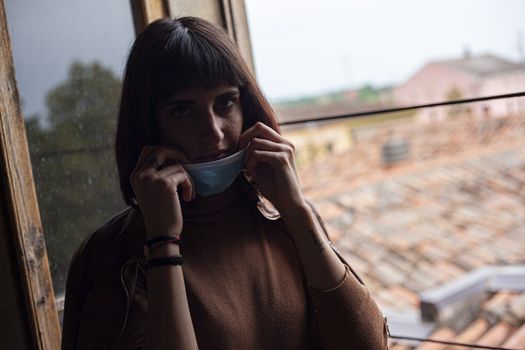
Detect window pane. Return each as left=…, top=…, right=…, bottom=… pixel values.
left=5, top=0, right=134, bottom=298
left=285, top=98, right=525, bottom=329
left=247, top=0, right=525, bottom=339
left=246, top=0, right=525, bottom=122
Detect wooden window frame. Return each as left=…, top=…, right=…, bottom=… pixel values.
left=0, top=0, right=61, bottom=348
left=131, top=0, right=255, bottom=71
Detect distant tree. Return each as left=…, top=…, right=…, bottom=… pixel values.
left=357, top=85, right=380, bottom=104
left=25, top=61, right=125, bottom=295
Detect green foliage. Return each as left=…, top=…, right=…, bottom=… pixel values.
left=275, top=90, right=348, bottom=108
left=357, top=84, right=380, bottom=104
left=25, top=61, right=125, bottom=295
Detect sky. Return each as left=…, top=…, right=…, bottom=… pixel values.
left=5, top=0, right=525, bottom=118
left=5, top=0, right=135, bottom=120
left=245, top=0, right=525, bottom=101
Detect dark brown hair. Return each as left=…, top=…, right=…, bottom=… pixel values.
left=116, top=17, right=279, bottom=206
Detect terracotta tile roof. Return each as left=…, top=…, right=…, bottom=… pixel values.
left=503, top=323, right=525, bottom=349
left=477, top=320, right=515, bottom=347
left=398, top=291, right=525, bottom=349
left=302, top=144, right=525, bottom=308
left=417, top=327, right=456, bottom=350
left=454, top=318, right=490, bottom=344
left=293, top=112, right=525, bottom=347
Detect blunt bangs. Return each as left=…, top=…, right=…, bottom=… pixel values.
left=151, top=24, right=244, bottom=103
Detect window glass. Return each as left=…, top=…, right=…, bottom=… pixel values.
left=5, top=0, right=134, bottom=298
left=285, top=100, right=525, bottom=331
left=246, top=0, right=525, bottom=328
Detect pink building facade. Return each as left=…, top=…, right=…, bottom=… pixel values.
left=394, top=54, right=525, bottom=123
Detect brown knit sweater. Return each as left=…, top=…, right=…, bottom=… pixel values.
left=62, top=182, right=388, bottom=350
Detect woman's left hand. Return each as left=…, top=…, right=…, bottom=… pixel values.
left=239, top=122, right=305, bottom=214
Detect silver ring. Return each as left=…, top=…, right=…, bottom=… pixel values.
left=147, top=156, right=162, bottom=170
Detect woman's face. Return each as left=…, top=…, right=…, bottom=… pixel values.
left=156, top=84, right=244, bottom=163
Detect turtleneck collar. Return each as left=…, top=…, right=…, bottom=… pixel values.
left=180, top=176, right=244, bottom=219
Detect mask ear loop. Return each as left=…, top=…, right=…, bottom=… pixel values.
left=241, top=171, right=281, bottom=220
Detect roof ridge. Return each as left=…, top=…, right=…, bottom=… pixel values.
left=429, top=53, right=525, bottom=76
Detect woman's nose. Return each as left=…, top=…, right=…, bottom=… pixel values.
left=199, top=110, right=224, bottom=144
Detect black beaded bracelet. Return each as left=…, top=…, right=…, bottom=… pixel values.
left=145, top=254, right=183, bottom=270
left=145, top=234, right=181, bottom=247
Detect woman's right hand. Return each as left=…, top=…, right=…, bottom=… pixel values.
left=130, top=146, right=195, bottom=238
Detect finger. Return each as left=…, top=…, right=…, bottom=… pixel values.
left=151, top=168, right=194, bottom=202
left=245, top=137, right=292, bottom=154
left=243, top=137, right=287, bottom=166
left=180, top=171, right=195, bottom=202
left=163, top=171, right=194, bottom=202
left=131, top=146, right=190, bottom=185
left=132, top=145, right=158, bottom=176
left=154, top=163, right=185, bottom=177
left=244, top=150, right=290, bottom=175
left=136, top=145, right=191, bottom=172
left=239, top=122, right=292, bottom=149
left=146, top=146, right=190, bottom=168
left=243, top=138, right=296, bottom=176
left=155, top=164, right=196, bottom=201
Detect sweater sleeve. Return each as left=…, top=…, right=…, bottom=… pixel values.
left=305, top=200, right=389, bottom=350
left=308, top=264, right=388, bottom=349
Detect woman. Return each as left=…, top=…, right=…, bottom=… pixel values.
left=61, top=17, right=388, bottom=350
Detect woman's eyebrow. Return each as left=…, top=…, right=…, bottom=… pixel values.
left=161, top=97, right=194, bottom=106
left=216, top=89, right=240, bottom=98
left=161, top=88, right=240, bottom=106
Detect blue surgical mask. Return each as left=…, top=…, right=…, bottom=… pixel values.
left=183, top=149, right=246, bottom=196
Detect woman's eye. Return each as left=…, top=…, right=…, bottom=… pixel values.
left=169, top=105, right=191, bottom=118
left=216, top=97, right=236, bottom=110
